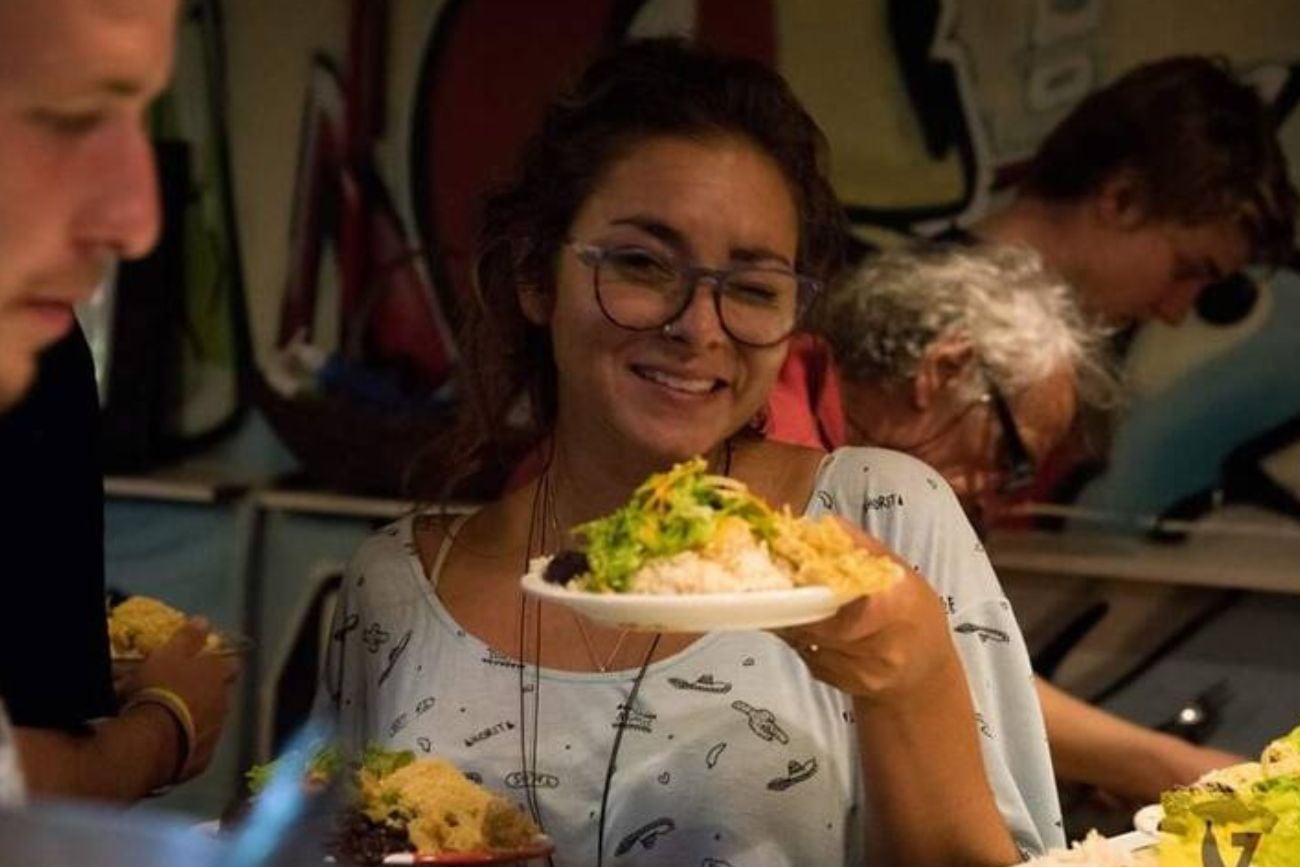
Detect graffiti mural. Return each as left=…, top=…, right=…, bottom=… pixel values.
left=263, top=0, right=1300, bottom=522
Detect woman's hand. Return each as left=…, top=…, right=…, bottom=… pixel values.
left=779, top=519, right=955, bottom=703
left=132, top=618, right=240, bottom=781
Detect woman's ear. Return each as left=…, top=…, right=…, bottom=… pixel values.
left=912, top=335, right=976, bottom=411
left=518, top=281, right=552, bottom=326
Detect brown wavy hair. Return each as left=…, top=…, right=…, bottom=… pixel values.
left=1020, top=55, right=1296, bottom=266
left=424, top=37, right=848, bottom=497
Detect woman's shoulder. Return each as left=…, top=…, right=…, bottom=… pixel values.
left=819, top=445, right=946, bottom=483
left=737, top=438, right=827, bottom=508
left=812, top=446, right=967, bottom=518
left=341, top=515, right=430, bottom=597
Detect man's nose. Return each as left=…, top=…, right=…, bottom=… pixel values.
left=73, top=122, right=162, bottom=261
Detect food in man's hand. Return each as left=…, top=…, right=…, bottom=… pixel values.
left=529, top=458, right=903, bottom=598
left=107, top=595, right=222, bottom=658
left=242, top=745, right=543, bottom=864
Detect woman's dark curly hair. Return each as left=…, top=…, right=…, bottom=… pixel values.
left=433, top=37, right=848, bottom=495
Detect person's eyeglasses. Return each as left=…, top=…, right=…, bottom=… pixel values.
left=567, top=241, right=820, bottom=347
left=985, top=379, right=1037, bottom=494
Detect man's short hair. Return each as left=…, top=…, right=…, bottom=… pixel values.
left=1020, top=56, right=1296, bottom=267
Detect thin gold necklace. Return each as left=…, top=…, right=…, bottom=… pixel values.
left=542, top=466, right=632, bottom=673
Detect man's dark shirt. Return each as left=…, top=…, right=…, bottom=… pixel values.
left=0, top=324, right=116, bottom=728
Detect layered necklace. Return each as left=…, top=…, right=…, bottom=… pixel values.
left=516, top=440, right=733, bottom=866
left=540, top=460, right=631, bottom=673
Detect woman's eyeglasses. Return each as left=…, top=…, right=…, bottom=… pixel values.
left=568, top=240, right=820, bottom=347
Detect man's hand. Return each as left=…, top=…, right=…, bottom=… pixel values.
left=132, top=618, right=239, bottom=781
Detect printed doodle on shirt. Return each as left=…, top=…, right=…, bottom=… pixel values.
left=378, top=629, right=412, bottom=686
left=614, top=700, right=657, bottom=734
left=504, top=770, right=560, bottom=790
left=731, top=700, right=790, bottom=744
left=464, top=719, right=515, bottom=748
left=615, top=817, right=676, bottom=855
left=388, top=712, right=409, bottom=737
left=668, top=673, right=732, bottom=694
left=767, top=757, right=818, bottom=792
left=332, top=613, right=360, bottom=643
left=705, top=742, right=727, bottom=769
left=481, top=648, right=524, bottom=670
left=415, top=695, right=436, bottom=716
left=954, top=622, right=1010, bottom=644
left=362, top=622, right=390, bottom=653
left=863, top=492, right=903, bottom=512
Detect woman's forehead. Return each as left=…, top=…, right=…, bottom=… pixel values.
left=574, top=135, right=800, bottom=255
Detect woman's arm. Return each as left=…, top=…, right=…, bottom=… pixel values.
left=1037, top=678, right=1244, bottom=804
left=789, top=569, right=1021, bottom=867
left=855, top=645, right=1021, bottom=866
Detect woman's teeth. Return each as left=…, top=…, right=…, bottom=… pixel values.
left=635, top=366, right=719, bottom=394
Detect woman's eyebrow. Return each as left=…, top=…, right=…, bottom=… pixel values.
left=731, top=246, right=793, bottom=269
left=608, top=216, right=792, bottom=267
left=608, top=216, right=690, bottom=256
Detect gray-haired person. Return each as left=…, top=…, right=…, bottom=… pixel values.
left=767, top=242, right=1245, bottom=806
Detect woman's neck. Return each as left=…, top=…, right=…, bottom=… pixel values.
left=545, top=422, right=731, bottom=531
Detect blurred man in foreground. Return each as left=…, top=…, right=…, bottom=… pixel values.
left=768, top=243, right=1244, bottom=806
left=0, top=0, right=235, bottom=802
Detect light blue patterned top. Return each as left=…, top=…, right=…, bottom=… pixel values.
left=318, top=447, right=1063, bottom=864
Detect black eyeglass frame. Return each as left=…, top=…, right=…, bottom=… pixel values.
left=984, top=377, right=1037, bottom=494
left=567, top=240, right=821, bottom=348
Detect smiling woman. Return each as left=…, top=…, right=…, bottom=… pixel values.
left=317, top=37, right=1063, bottom=867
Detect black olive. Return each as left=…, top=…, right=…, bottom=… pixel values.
left=544, top=550, right=590, bottom=584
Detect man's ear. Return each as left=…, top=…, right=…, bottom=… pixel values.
left=912, top=335, right=976, bottom=410
left=1094, top=169, right=1148, bottom=230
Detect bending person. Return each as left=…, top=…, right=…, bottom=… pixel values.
left=768, top=242, right=1245, bottom=805
left=0, top=0, right=236, bottom=801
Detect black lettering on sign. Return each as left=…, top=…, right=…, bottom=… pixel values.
left=1201, top=820, right=1262, bottom=867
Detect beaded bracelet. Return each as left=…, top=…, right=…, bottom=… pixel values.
left=123, top=687, right=196, bottom=787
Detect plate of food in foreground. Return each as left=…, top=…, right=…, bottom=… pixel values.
left=238, top=746, right=552, bottom=866
left=1021, top=830, right=1156, bottom=866
left=108, top=595, right=249, bottom=673
left=522, top=458, right=903, bottom=632
left=1130, top=722, right=1300, bottom=862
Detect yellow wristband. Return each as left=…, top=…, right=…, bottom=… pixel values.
left=124, top=687, right=196, bottom=785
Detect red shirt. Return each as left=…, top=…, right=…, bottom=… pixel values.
left=764, top=333, right=846, bottom=451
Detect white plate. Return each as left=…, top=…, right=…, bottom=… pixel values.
left=520, top=571, right=841, bottom=632
left=1110, top=829, right=1159, bottom=855
left=1133, top=803, right=1163, bottom=836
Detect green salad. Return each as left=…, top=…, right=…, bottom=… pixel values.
left=574, top=457, right=778, bottom=592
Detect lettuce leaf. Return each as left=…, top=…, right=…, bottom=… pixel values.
left=245, top=742, right=345, bottom=795
left=574, top=458, right=777, bottom=591
left=360, top=745, right=415, bottom=779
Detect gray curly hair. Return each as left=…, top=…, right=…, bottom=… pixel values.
left=813, top=243, right=1122, bottom=410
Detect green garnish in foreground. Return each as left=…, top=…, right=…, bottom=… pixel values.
left=244, top=743, right=412, bottom=795
left=574, top=458, right=776, bottom=592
